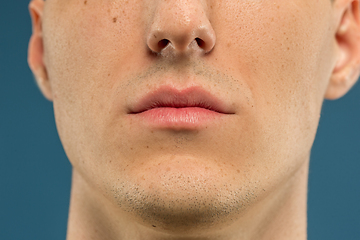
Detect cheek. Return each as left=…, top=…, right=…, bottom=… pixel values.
left=207, top=1, right=335, bottom=175
left=43, top=1, right=145, bottom=175
left=43, top=0, right=145, bottom=92
left=213, top=1, right=333, bottom=131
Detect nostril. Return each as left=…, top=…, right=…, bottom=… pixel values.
left=195, top=38, right=205, bottom=48
left=158, top=39, right=170, bottom=49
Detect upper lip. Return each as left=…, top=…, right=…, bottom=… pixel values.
left=129, top=86, right=234, bottom=114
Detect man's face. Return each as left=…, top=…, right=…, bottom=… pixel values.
left=40, top=0, right=336, bottom=232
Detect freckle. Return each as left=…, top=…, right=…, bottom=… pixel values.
left=237, top=169, right=240, bottom=173
left=146, top=146, right=149, bottom=148
left=113, top=17, right=117, bottom=23
left=84, top=0, right=87, bottom=4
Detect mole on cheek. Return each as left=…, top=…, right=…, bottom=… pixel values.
left=84, top=0, right=87, bottom=5
left=113, top=17, right=117, bottom=23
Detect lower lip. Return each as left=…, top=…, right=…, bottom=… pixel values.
left=131, top=107, right=224, bottom=129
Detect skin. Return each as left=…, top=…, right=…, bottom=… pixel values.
left=28, top=0, right=360, bottom=239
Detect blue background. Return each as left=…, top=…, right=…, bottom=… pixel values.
left=1, top=1, right=359, bottom=239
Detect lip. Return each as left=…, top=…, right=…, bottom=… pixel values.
left=128, top=86, right=234, bottom=129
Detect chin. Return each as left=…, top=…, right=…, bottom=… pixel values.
left=108, top=169, right=258, bottom=234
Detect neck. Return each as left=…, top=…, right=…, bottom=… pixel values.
left=66, top=161, right=308, bottom=240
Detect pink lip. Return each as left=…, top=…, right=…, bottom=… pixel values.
left=128, top=86, right=234, bottom=129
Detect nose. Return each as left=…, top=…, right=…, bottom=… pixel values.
left=147, top=0, right=216, bottom=56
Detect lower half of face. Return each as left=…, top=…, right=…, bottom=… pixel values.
left=44, top=0, right=335, bottom=233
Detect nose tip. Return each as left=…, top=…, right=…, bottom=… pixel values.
left=148, top=27, right=216, bottom=55
left=146, top=2, right=216, bottom=56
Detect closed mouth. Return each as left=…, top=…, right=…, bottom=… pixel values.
left=129, top=86, right=234, bottom=115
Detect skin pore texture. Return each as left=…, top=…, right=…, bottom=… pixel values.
left=28, top=0, right=360, bottom=239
